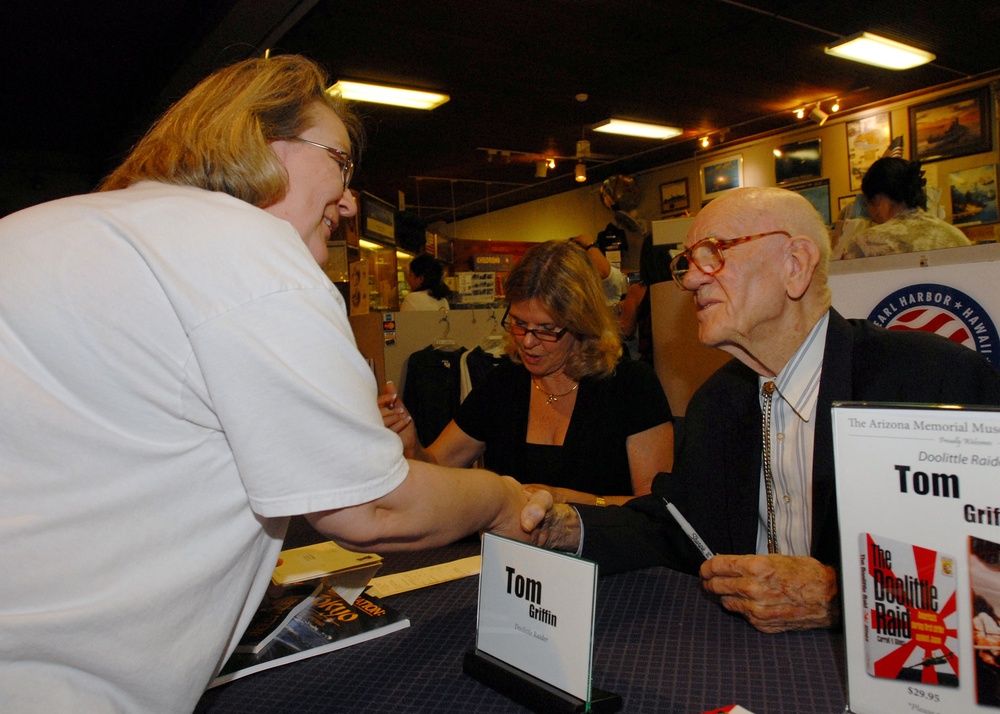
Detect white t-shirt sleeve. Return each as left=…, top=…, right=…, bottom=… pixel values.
left=188, top=286, right=408, bottom=518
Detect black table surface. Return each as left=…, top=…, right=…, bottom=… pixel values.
left=195, top=537, right=847, bottom=713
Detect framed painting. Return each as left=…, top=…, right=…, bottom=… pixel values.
left=846, top=113, right=892, bottom=191
left=360, top=191, right=396, bottom=246
left=660, top=178, right=689, bottom=215
left=909, top=87, right=993, bottom=163
left=838, top=194, right=859, bottom=216
left=700, top=154, right=743, bottom=199
left=949, top=164, right=999, bottom=226
left=789, top=179, right=832, bottom=227
left=774, top=138, right=822, bottom=185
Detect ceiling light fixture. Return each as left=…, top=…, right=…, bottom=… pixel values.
left=592, top=118, right=683, bottom=140
left=535, top=160, right=548, bottom=178
left=328, top=80, right=450, bottom=109
left=808, top=104, right=829, bottom=126
left=700, top=136, right=710, bottom=149
left=575, top=161, right=587, bottom=183
left=795, top=108, right=806, bottom=120
left=824, top=32, right=935, bottom=70
left=830, top=99, right=840, bottom=113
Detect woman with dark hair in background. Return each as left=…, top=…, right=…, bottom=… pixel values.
left=401, top=253, right=451, bottom=310
left=382, top=240, right=674, bottom=506
left=842, top=156, right=971, bottom=258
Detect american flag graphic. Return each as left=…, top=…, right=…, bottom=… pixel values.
left=887, top=306, right=974, bottom=349
left=882, top=135, right=905, bottom=159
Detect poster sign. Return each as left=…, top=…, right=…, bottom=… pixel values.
left=834, top=404, right=1000, bottom=713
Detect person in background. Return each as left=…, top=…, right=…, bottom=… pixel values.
left=841, top=156, right=971, bottom=258
left=618, top=234, right=672, bottom=365
left=401, top=253, right=451, bottom=310
left=571, top=234, right=629, bottom=312
left=522, top=187, right=1000, bottom=633
left=381, top=240, right=674, bottom=507
left=0, top=55, right=543, bottom=714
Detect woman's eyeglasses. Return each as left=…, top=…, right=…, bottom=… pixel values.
left=291, top=137, right=355, bottom=189
left=500, top=307, right=568, bottom=342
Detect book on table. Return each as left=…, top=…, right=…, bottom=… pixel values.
left=210, top=587, right=408, bottom=686
left=210, top=540, right=405, bottom=684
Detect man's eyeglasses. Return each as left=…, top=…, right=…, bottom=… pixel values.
left=500, top=307, right=569, bottom=342
left=669, top=230, right=791, bottom=289
left=292, top=137, right=355, bottom=190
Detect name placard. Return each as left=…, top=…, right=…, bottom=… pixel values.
left=833, top=403, right=1000, bottom=714
left=475, top=533, right=597, bottom=701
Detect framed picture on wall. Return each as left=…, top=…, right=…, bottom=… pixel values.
left=774, top=138, right=822, bottom=185
left=949, top=164, right=999, bottom=226
left=360, top=191, right=396, bottom=245
left=659, top=178, right=689, bottom=215
left=909, top=87, right=993, bottom=163
left=838, top=194, right=859, bottom=216
left=789, top=179, right=832, bottom=227
left=846, top=113, right=892, bottom=191
left=700, top=154, right=743, bottom=200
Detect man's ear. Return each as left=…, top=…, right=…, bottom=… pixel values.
left=785, top=235, right=820, bottom=300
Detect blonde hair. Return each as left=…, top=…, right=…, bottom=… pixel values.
left=99, top=55, right=362, bottom=208
left=504, top=241, right=622, bottom=380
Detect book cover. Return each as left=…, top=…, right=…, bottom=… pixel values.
left=211, top=588, right=409, bottom=687
left=270, top=540, right=382, bottom=586
left=859, top=533, right=958, bottom=687
left=969, top=536, right=1000, bottom=708
left=233, top=581, right=323, bottom=654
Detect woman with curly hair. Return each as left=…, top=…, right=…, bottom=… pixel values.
left=382, top=240, right=674, bottom=506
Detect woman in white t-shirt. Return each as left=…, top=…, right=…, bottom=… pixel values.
left=401, top=253, right=450, bottom=311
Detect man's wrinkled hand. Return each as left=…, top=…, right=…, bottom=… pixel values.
left=700, top=554, right=839, bottom=633
left=519, top=494, right=581, bottom=553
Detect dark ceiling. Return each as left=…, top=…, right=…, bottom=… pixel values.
left=5, top=0, right=999, bottom=223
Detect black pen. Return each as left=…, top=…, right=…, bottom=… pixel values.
left=661, top=497, right=715, bottom=560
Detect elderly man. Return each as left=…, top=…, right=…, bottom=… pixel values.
left=526, top=186, right=1000, bottom=633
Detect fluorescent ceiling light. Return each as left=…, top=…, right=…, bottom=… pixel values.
left=328, top=80, right=450, bottom=110
left=592, top=119, right=683, bottom=140
left=825, top=32, right=935, bottom=70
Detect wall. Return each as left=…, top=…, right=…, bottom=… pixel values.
left=448, top=75, right=1000, bottom=272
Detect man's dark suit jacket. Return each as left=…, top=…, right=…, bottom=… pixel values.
left=579, top=309, right=1000, bottom=575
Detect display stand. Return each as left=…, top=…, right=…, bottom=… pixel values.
left=463, top=649, right=621, bottom=714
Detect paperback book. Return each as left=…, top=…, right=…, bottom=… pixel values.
left=232, top=540, right=384, bottom=655
left=233, top=580, right=324, bottom=654
left=859, top=533, right=958, bottom=687
left=271, top=540, right=382, bottom=587
left=211, top=587, right=409, bottom=687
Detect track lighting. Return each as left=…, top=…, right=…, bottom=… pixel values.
left=700, top=136, right=710, bottom=148
left=575, top=161, right=587, bottom=183
left=831, top=99, right=840, bottom=113
left=795, top=108, right=806, bottom=120
left=808, top=104, right=829, bottom=126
